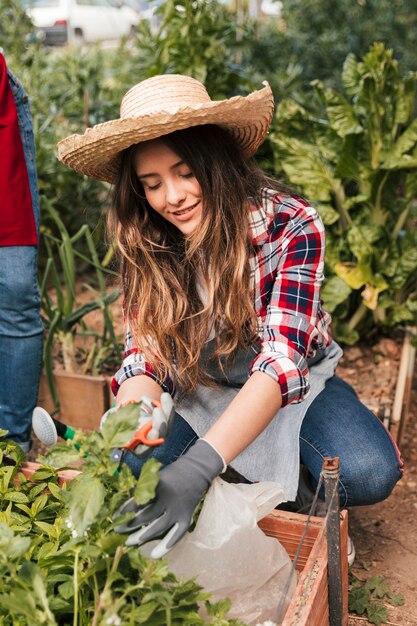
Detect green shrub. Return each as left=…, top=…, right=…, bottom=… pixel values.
left=271, top=43, right=417, bottom=342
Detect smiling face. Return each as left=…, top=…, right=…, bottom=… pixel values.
left=134, top=139, right=203, bottom=236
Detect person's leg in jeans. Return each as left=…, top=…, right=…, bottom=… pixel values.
left=300, top=376, right=404, bottom=508
left=0, top=247, right=43, bottom=450
left=120, top=412, right=198, bottom=478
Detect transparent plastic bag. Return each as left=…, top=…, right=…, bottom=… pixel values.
left=143, top=478, right=297, bottom=624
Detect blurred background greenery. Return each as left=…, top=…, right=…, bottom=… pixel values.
left=1, top=0, right=416, bottom=348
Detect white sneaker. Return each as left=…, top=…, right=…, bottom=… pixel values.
left=347, top=536, right=356, bottom=566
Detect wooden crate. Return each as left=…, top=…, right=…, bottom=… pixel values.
left=20, top=463, right=348, bottom=626
left=259, top=509, right=348, bottom=626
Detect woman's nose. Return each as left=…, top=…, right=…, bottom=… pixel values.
left=165, top=180, right=186, bottom=206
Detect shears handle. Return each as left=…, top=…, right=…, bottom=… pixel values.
left=122, top=400, right=165, bottom=451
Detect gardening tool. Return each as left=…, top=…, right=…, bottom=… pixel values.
left=32, top=406, right=76, bottom=446
left=32, top=393, right=175, bottom=458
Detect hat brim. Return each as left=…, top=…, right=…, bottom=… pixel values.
left=57, top=82, right=274, bottom=183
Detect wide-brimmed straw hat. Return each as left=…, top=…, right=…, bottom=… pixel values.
left=57, top=74, right=274, bottom=183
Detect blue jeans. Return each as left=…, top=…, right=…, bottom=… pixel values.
left=122, top=376, right=403, bottom=508
left=0, top=69, right=43, bottom=451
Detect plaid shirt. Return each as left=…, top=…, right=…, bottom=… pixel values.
left=112, top=190, right=332, bottom=407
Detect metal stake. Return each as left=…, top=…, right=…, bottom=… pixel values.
left=323, top=457, right=343, bottom=626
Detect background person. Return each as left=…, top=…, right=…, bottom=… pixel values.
left=0, top=52, right=43, bottom=452
left=57, top=74, right=403, bottom=558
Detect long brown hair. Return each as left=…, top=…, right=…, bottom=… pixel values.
left=110, top=124, right=287, bottom=392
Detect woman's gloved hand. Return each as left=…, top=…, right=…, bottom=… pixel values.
left=114, top=439, right=226, bottom=558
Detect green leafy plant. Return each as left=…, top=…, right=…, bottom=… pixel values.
left=349, top=571, right=404, bottom=625
left=127, top=0, right=252, bottom=99
left=40, top=199, right=122, bottom=408
left=271, top=43, right=417, bottom=343
left=0, top=408, right=247, bottom=626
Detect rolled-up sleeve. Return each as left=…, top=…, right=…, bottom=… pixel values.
left=250, top=201, right=326, bottom=407
left=111, top=324, right=176, bottom=398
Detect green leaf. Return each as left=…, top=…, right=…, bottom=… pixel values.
left=101, top=402, right=142, bottom=449
left=31, top=493, right=49, bottom=517
left=312, top=80, right=363, bottom=138
left=34, top=521, right=59, bottom=539
left=365, top=575, right=390, bottom=598
left=348, top=587, right=369, bottom=614
left=58, top=579, right=74, bottom=600
left=133, top=458, right=162, bottom=506
left=316, top=203, right=340, bottom=225
left=4, top=491, right=30, bottom=503
left=387, top=592, right=405, bottom=607
left=205, top=597, right=232, bottom=618
left=30, top=467, right=57, bottom=481
left=321, top=276, right=352, bottom=313
left=67, top=475, right=105, bottom=535
left=381, top=117, right=417, bottom=166
left=335, top=263, right=368, bottom=289
left=134, top=600, right=159, bottom=622
left=366, top=602, right=388, bottom=625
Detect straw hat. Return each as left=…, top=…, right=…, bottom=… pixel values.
left=57, top=74, right=274, bottom=183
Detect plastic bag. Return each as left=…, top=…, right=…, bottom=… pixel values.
left=143, top=478, right=297, bottom=624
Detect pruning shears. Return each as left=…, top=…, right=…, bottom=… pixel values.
left=121, top=399, right=166, bottom=453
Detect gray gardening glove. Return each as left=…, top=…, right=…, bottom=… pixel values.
left=100, top=392, right=175, bottom=458
left=114, top=439, right=226, bottom=558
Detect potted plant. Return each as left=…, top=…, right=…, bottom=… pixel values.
left=37, top=199, right=123, bottom=429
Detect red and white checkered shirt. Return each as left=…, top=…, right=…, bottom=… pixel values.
left=112, top=190, right=333, bottom=407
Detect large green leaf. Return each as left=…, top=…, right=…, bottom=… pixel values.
left=67, top=475, right=105, bottom=535
left=335, top=263, right=368, bottom=289
left=100, top=402, right=142, bottom=449
left=312, top=80, right=363, bottom=137
left=381, top=117, right=417, bottom=167
left=321, top=276, right=352, bottom=312
left=341, top=53, right=362, bottom=98
left=347, top=224, right=382, bottom=261
left=133, top=458, right=162, bottom=506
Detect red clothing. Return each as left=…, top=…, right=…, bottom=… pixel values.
left=0, top=53, right=37, bottom=246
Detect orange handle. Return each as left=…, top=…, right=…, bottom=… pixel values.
left=123, top=420, right=165, bottom=451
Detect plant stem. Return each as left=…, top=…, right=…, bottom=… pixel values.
left=91, top=546, right=124, bottom=626
left=392, top=198, right=413, bottom=240
left=333, top=181, right=352, bottom=231
left=61, top=331, right=77, bottom=372
left=373, top=171, right=389, bottom=225
left=347, top=302, right=368, bottom=332
left=73, top=548, right=80, bottom=626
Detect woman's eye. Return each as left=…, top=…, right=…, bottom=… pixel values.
left=181, top=172, right=194, bottom=179
left=146, top=182, right=161, bottom=191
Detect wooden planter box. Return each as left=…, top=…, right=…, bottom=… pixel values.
left=37, top=371, right=113, bottom=430
left=259, top=509, right=348, bottom=626
left=20, top=462, right=348, bottom=626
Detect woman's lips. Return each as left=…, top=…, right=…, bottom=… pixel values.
left=171, top=203, right=199, bottom=220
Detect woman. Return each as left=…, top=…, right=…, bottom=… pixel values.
left=58, top=74, right=403, bottom=559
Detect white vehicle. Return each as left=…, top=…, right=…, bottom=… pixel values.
left=24, top=0, right=140, bottom=45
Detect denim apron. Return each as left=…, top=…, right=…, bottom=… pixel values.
left=176, top=339, right=343, bottom=500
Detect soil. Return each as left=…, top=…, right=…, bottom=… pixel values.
left=338, top=336, right=417, bottom=626
left=30, top=297, right=417, bottom=625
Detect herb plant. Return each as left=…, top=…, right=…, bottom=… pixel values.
left=0, top=405, right=247, bottom=625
